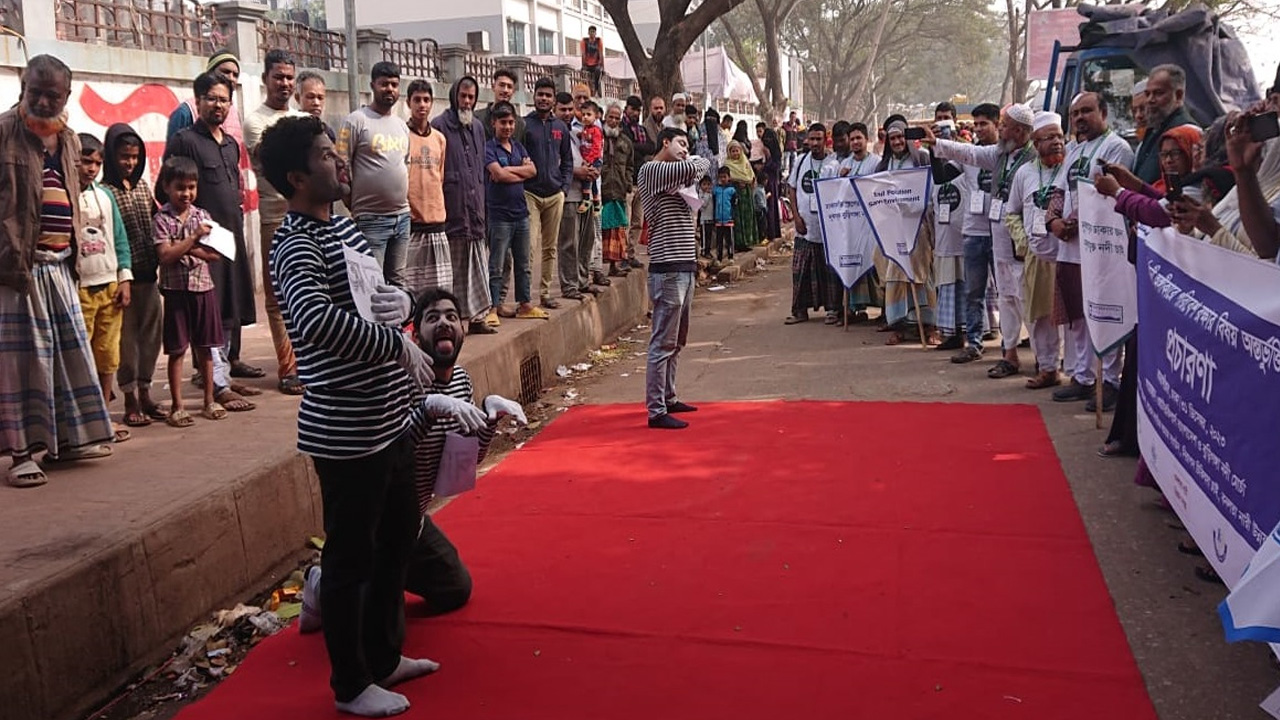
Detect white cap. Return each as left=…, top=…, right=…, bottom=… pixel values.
left=1006, top=103, right=1035, bottom=127
left=1033, top=111, right=1061, bottom=132
left=672, top=92, right=689, bottom=102
left=1133, top=79, right=1148, bottom=95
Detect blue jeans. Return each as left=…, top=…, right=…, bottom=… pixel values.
left=962, top=235, right=993, bottom=349
left=488, top=217, right=531, bottom=305
left=646, top=271, right=694, bottom=418
left=356, top=212, right=411, bottom=286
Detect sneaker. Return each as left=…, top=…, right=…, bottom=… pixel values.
left=648, top=413, right=689, bottom=429
left=667, top=401, right=698, bottom=413
left=1052, top=379, right=1093, bottom=402
left=950, top=346, right=983, bottom=364
left=1085, top=382, right=1119, bottom=413
left=934, top=334, right=964, bottom=351
left=299, top=565, right=322, bottom=634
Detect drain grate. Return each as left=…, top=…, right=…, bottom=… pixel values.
left=518, top=353, right=542, bottom=405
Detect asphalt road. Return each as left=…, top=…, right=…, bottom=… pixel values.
left=572, top=251, right=1277, bottom=720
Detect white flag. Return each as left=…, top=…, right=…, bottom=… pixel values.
left=851, top=167, right=932, bottom=283
left=1077, top=182, right=1138, bottom=355
left=813, top=176, right=876, bottom=288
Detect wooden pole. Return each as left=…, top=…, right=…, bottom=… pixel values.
left=1095, top=356, right=1104, bottom=429
left=843, top=288, right=850, bottom=332
left=909, top=282, right=928, bottom=350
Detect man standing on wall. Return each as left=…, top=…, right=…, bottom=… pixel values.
left=243, top=49, right=304, bottom=395
left=580, top=26, right=604, bottom=97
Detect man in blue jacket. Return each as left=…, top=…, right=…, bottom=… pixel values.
left=522, top=77, right=573, bottom=309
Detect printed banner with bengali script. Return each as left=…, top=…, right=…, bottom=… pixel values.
left=851, top=168, right=932, bottom=283
left=1077, top=182, right=1139, bottom=355
left=813, top=176, right=876, bottom=288
left=1137, top=227, right=1280, bottom=593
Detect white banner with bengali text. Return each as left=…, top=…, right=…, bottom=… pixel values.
left=813, top=176, right=876, bottom=288
left=1077, top=182, right=1139, bottom=355
left=851, top=167, right=932, bottom=283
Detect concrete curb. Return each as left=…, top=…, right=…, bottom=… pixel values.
left=1, top=270, right=651, bottom=720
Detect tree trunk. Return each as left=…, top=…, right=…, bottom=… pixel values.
left=847, top=0, right=893, bottom=115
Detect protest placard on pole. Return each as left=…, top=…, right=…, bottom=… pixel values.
left=1077, top=181, right=1138, bottom=356
left=813, top=175, right=876, bottom=290
left=851, top=167, right=932, bottom=284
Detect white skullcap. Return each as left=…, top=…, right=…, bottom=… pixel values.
left=1133, top=79, right=1148, bottom=95
left=1006, top=103, right=1035, bottom=127
left=672, top=92, right=688, bottom=102
left=1033, top=111, right=1061, bottom=131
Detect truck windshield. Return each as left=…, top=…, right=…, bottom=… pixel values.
left=1079, top=55, right=1147, bottom=145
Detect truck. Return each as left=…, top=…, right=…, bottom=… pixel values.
left=1041, top=2, right=1261, bottom=144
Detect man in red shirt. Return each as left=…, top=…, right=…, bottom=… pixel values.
left=580, top=26, right=604, bottom=97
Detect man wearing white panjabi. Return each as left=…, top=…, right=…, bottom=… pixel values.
left=1005, top=111, right=1067, bottom=390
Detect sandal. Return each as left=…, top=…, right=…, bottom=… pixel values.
left=123, top=410, right=152, bottom=428
left=230, top=382, right=263, bottom=397
left=279, top=375, right=306, bottom=395
left=202, top=402, right=228, bottom=421
left=1025, top=370, right=1061, bottom=389
left=112, top=425, right=132, bottom=443
left=7, top=459, right=47, bottom=488
left=214, top=388, right=256, bottom=412
left=45, top=444, right=113, bottom=463
left=231, top=361, right=266, bottom=379
left=515, top=306, right=550, bottom=320
left=166, top=409, right=195, bottom=428
left=496, top=304, right=517, bottom=318
left=1097, top=441, right=1135, bottom=459
left=884, top=331, right=905, bottom=346
left=784, top=314, right=808, bottom=325
left=986, top=359, right=1020, bottom=379
left=824, top=312, right=839, bottom=325
left=541, top=297, right=562, bottom=310
left=468, top=321, right=498, bottom=335
left=142, top=402, right=169, bottom=421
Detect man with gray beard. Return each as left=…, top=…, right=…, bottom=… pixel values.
left=432, top=76, right=492, bottom=335
left=1132, top=64, right=1196, bottom=183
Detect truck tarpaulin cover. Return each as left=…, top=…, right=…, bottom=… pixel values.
left=1074, top=2, right=1260, bottom=125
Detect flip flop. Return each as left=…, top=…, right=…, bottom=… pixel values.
left=6, top=459, right=47, bottom=488
left=515, top=306, right=550, bottom=320
left=166, top=409, right=195, bottom=428
left=202, top=402, right=228, bottom=421
left=231, top=361, right=267, bottom=379
left=113, top=425, right=132, bottom=443
left=45, top=444, right=113, bottom=463
left=123, top=410, right=152, bottom=428
left=230, top=382, right=263, bottom=397
left=143, top=403, right=169, bottom=421
left=986, top=360, right=1020, bottom=379
left=215, top=389, right=256, bottom=412
left=279, top=376, right=306, bottom=396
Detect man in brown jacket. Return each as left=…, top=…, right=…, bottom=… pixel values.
left=0, top=55, right=115, bottom=487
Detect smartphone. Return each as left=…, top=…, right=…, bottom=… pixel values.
left=1248, top=111, right=1280, bottom=142
left=905, top=127, right=926, bottom=141
left=936, top=120, right=955, bottom=139
left=1164, top=172, right=1183, bottom=201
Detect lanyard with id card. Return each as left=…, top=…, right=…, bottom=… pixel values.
left=987, top=197, right=1003, bottom=222
left=969, top=190, right=986, bottom=215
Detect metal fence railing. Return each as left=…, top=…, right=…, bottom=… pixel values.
left=258, top=19, right=347, bottom=72
left=56, top=0, right=208, bottom=55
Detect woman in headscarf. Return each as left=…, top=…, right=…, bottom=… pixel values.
left=876, top=119, right=938, bottom=345
left=760, top=127, right=783, bottom=242
left=724, top=141, right=759, bottom=250
left=733, top=120, right=750, bottom=151
left=701, top=107, right=721, bottom=181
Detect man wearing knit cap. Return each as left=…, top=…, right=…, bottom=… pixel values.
left=1005, top=110, right=1066, bottom=390
left=1046, top=92, right=1134, bottom=410
left=923, top=103, right=1036, bottom=380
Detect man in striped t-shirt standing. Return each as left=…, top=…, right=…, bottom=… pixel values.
left=259, top=115, right=440, bottom=718
left=637, top=127, right=710, bottom=429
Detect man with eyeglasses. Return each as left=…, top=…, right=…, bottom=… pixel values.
left=162, top=70, right=259, bottom=414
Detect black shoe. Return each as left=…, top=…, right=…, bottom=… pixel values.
left=1085, top=382, right=1119, bottom=413
left=667, top=401, right=698, bottom=413
left=1017, top=338, right=1030, bottom=349
left=950, top=346, right=983, bottom=364
left=934, top=335, right=964, bottom=351
left=982, top=331, right=998, bottom=342
left=1052, top=379, right=1093, bottom=402
left=468, top=321, right=498, bottom=335
left=648, top=413, right=688, bottom=429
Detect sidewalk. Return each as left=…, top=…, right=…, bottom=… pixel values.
left=0, top=242, right=781, bottom=720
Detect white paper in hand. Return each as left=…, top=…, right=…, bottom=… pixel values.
left=343, top=244, right=386, bottom=322
left=200, top=222, right=237, bottom=261
left=433, top=432, right=479, bottom=497
left=678, top=185, right=703, bottom=212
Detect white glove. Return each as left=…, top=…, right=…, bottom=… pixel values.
left=396, top=334, right=435, bottom=390
left=483, top=395, right=528, bottom=425
left=371, top=284, right=412, bottom=325
left=423, top=394, right=488, bottom=434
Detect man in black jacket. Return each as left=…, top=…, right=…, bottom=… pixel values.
left=620, top=95, right=655, bottom=268
left=523, top=78, right=573, bottom=309
left=1132, top=64, right=1197, bottom=183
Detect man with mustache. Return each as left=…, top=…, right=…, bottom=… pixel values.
left=336, top=62, right=411, bottom=286
left=1132, top=64, right=1197, bottom=183
left=1, top=54, right=115, bottom=487
left=1045, top=92, right=1134, bottom=410
left=260, top=114, right=438, bottom=717
left=924, top=103, right=1037, bottom=379
left=1004, top=111, right=1066, bottom=391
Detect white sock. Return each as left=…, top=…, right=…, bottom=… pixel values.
left=378, top=655, right=441, bottom=688
left=335, top=684, right=409, bottom=717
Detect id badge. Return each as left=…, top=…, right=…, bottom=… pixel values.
left=1031, top=209, right=1047, bottom=237
left=987, top=198, right=1003, bottom=222
left=937, top=202, right=951, bottom=225
left=969, top=191, right=986, bottom=214
left=808, top=194, right=818, bottom=214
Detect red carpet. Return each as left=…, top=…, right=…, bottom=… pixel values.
left=176, top=401, right=1157, bottom=719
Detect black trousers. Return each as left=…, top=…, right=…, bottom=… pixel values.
left=1106, top=332, right=1139, bottom=453
left=406, top=515, right=473, bottom=615
left=312, top=434, right=419, bottom=702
